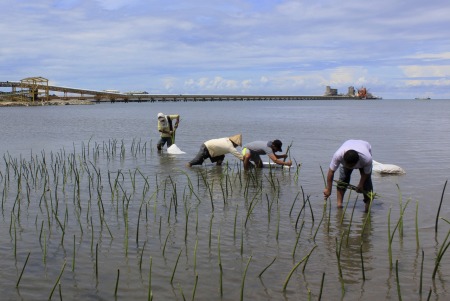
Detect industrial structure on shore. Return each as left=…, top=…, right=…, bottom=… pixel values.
left=324, top=86, right=382, bottom=99
left=1, top=77, right=382, bottom=103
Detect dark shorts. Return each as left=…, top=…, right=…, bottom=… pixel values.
left=337, top=166, right=373, bottom=203
left=189, top=144, right=225, bottom=166
left=157, top=136, right=172, bottom=146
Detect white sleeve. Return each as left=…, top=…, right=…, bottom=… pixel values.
left=363, top=157, right=373, bottom=174
left=229, top=145, right=244, bottom=161
left=363, top=142, right=372, bottom=173
left=329, top=151, right=341, bottom=171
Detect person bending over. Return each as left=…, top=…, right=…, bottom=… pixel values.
left=157, top=112, right=179, bottom=150
left=323, top=140, right=373, bottom=212
left=242, top=140, right=292, bottom=170
left=186, top=134, right=243, bottom=167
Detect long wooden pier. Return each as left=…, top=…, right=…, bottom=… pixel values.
left=0, top=81, right=364, bottom=102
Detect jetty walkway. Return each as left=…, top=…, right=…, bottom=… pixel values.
left=0, top=81, right=361, bottom=102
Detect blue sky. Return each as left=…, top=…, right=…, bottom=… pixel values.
left=1, top=0, right=450, bottom=98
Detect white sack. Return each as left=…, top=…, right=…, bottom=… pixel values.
left=167, top=144, right=186, bottom=154
left=372, top=160, right=405, bottom=174
left=263, top=162, right=294, bottom=169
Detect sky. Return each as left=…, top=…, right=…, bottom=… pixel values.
left=1, top=0, right=450, bottom=99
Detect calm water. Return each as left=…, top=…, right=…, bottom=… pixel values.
left=0, top=100, right=449, bottom=300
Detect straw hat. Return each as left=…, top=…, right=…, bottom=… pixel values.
left=229, top=134, right=242, bottom=146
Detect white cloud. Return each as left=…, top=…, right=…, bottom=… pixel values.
left=1, top=0, right=450, bottom=97
left=403, top=79, right=450, bottom=86
left=329, top=70, right=356, bottom=85
left=242, top=79, right=252, bottom=88
left=207, top=77, right=223, bottom=89
left=356, top=77, right=369, bottom=85
left=197, top=78, right=208, bottom=87
left=162, top=77, right=176, bottom=90
left=48, top=80, right=60, bottom=86
left=408, top=52, right=450, bottom=60
left=400, top=65, right=450, bottom=78
left=226, top=80, right=239, bottom=89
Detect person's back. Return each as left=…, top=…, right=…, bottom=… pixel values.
left=330, top=140, right=372, bottom=173
left=325, top=139, right=373, bottom=211
left=242, top=141, right=273, bottom=156
left=205, top=138, right=236, bottom=157
left=186, top=134, right=243, bottom=167
left=242, top=140, right=291, bottom=170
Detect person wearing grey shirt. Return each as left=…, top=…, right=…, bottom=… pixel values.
left=242, top=140, right=292, bottom=170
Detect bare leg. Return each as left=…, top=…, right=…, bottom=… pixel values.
left=243, top=154, right=252, bottom=170
left=256, top=160, right=263, bottom=168
left=336, top=189, right=345, bottom=208
left=216, top=160, right=223, bottom=166
left=157, top=144, right=162, bottom=151
left=185, top=163, right=191, bottom=167
left=364, top=200, right=370, bottom=212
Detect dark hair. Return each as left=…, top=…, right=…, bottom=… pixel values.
left=344, top=150, right=359, bottom=165
left=272, top=140, right=282, bottom=152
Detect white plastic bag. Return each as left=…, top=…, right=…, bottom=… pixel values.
left=167, top=144, right=186, bottom=154
left=372, top=160, right=405, bottom=174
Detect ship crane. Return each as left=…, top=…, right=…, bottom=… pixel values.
left=358, top=86, right=368, bottom=99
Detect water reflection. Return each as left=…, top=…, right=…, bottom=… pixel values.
left=1, top=100, right=450, bottom=299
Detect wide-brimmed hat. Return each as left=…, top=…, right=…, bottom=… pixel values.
left=229, top=134, right=242, bottom=146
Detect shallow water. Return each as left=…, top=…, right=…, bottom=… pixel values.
left=0, top=99, right=450, bottom=300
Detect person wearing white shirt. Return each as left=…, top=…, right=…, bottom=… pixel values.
left=323, top=140, right=373, bottom=211
left=186, top=134, right=243, bottom=167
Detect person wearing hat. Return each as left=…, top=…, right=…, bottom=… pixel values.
left=157, top=112, right=180, bottom=150
left=185, top=134, right=243, bottom=167
left=242, top=140, right=292, bottom=170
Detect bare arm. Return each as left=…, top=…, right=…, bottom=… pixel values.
left=175, top=115, right=180, bottom=128
left=268, top=154, right=292, bottom=167
left=243, top=153, right=252, bottom=170
left=324, top=168, right=335, bottom=199
left=159, top=129, right=173, bottom=134
left=275, top=154, right=287, bottom=159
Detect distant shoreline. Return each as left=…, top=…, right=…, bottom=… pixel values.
left=0, top=99, right=94, bottom=107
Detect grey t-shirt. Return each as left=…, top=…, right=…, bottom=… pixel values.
left=242, top=141, right=274, bottom=156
